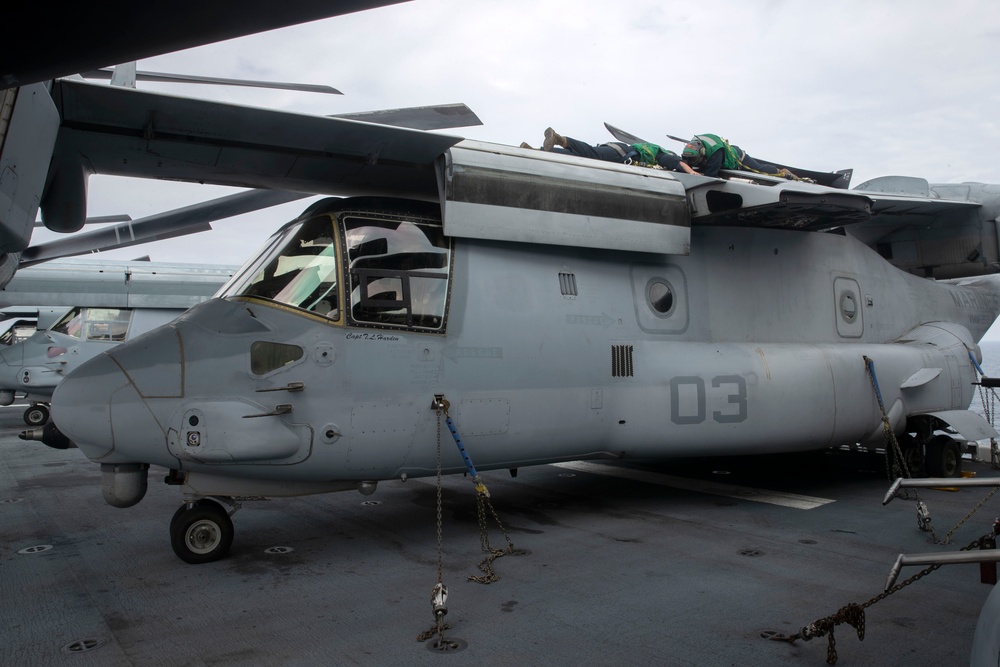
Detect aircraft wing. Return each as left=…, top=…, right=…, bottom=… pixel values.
left=43, top=79, right=464, bottom=232
left=845, top=177, right=988, bottom=279
left=682, top=176, right=874, bottom=232
left=2, top=0, right=410, bottom=89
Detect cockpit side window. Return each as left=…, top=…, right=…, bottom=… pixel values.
left=344, top=216, right=450, bottom=331
left=237, top=215, right=342, bottom=320
left=221, top=204, right=451, bottom=332
left=51, top=307, right=84, bottom=339
left=83, top=308, right=133, bottom=342
left=50, top=307, right=133, bottom=342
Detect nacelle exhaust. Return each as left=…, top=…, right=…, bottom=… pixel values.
left=19, top=421, right=75, bottom=449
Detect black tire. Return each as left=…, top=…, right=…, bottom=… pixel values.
left=24, top=404, right=49, bottom=426
left=925, top=435, right=963, bottom=478
left=170, top=501, right=234, bottom=564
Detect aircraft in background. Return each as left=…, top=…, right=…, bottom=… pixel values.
left=0, top=258, right=235, bottom=425
left=0, top=307, right=50, bottom=346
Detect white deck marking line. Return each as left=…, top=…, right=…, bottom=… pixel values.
left=551, top=461, right=835, bottom=510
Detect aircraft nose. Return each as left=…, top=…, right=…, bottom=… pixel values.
left=53, top=326, right=181, bottom=462
left=51, top=352, right=123, bottom=458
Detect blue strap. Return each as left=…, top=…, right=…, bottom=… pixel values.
left=865, top=356, right=887, bottom=411
left=445, top=416, right=479, bottom=477
left=970, top=350, right=986, bottom=376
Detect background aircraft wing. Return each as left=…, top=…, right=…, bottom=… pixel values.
left=2, top=0, right=410, bottom=89
left=42, top=79, right=465, bottom=232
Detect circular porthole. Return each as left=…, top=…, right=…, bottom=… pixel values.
left=648, top=280, right=674, bottom=315
left=840, top=292, right=858, bottom=322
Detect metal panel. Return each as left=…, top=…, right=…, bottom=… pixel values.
left=926, top=409, right=999, bottom=441
left=441, top=141, right=690, bottom=255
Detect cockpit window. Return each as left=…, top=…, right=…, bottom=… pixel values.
left=223, top=205, right=451, bottom=333
left=235, top=215, right=341, bottom=319
left=345, top=217, right=450, bottom=330
left=50, top=307, right=133, bottom=342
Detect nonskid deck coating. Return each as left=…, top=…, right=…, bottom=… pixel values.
left=2, top=404, right=997, bottom=666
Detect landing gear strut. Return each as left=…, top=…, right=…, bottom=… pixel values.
left=169, top=500, right=235, bottom=564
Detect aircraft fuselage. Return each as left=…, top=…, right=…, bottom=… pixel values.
left=51, top=201, right=1000, bottom=494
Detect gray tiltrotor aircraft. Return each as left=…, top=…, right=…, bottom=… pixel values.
left=39, top=138, right=1000, bottom=564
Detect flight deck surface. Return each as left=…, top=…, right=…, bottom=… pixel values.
left=2, top=404, right=997, bottom=666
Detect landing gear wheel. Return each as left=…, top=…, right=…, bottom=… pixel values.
left=170, top=501, right=234, bottom=564
left=24, top=404, right=49, bottom=426
left=924, top=435, right=962, bottom=478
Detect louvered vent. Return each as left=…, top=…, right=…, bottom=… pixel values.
left=558, top=272, right=578, bottom=296
left=611, top=344, right=634, bottom=377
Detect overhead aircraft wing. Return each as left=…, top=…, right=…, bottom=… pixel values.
left=21, top=190, right=311, bottom=268
left=2, top=0, right=410, bottom=89
left=42, top=79, right=465, bottom=232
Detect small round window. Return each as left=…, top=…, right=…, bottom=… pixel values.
left=648, top=280, right=674, bottom=315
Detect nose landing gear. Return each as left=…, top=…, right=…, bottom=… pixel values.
left=24, top=403, right=50, bottom=426
left=170, top=499, right=236, bottom=564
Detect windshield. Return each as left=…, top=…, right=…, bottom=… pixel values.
left=226, top=215, right=341, bottom=319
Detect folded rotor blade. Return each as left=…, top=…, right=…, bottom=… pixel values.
left=21, top=189, right=310, bottom=267
left=81, top=68, right=342, bottom=94
left=333, top=103, right=483, bottom=131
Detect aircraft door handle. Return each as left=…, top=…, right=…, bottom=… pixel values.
left=242, top=404, right=293, bottom=419
left=256, top=382, right=305, bottom=393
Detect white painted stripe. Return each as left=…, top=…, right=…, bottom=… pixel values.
left=551, top=461, right=835, bottom=510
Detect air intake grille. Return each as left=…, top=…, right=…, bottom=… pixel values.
left=611, top=344, right=634, bottom=377
left=558, top=272, right=578, bottom=296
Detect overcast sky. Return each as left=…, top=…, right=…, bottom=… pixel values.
left=29, top=0, right=1000, bottom=328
